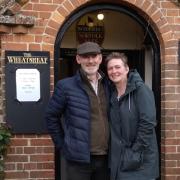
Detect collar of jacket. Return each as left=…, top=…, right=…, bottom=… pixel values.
left=76, top=68, right=106, bottom=85
left=75, top=69, right=110, bottom=108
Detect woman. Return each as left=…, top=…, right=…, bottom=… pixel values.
left=106, top=52, right=159, bottom=180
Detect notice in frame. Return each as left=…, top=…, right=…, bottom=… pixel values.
left=16, top=69, right=40, bottom=102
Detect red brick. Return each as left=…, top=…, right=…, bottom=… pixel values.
left=162, top=176, right=176, bottom=180
left=10, top=139, right=28, bottom=146
left=40, top=0, right=53, bottom=3
left=33, top=4, right=56, bottom=11
left=69, top=0, right=80, bottom=7
left=4, top=163, right=15, bottom=170
left=162, top=32, right=173, bottom=41
left=164, top=130, right=175, bottom=138
left=45, top=27, right=57, bottom=36
left=141, top=0, right=152, bottom=11
left=167, top=9, right=179, bottom=16
left=42, top=44, right=54, bottom=51
left=162, top=94, right=180, bottom=101
left=165, top=168, right=180, bottom=174
left=16, top=147, right=24, bottom=154
left=29, top=43, right=41, bottom=50
left=12, top=25, right=28, bottom=34
left=17, top=163, right=23, bottom=170
left=37, top=162, right=54, bottom=169
left=162, top=64, right=180, bottom=71
left=30, top=154, right=53, bottom=162
left=53, top=0, right=64, bottom=3
left=63, top=0, right=75, bottom=12
left=161, top=86, right=176, bottom=94
left=164, top=146, right=177, bottom=153
left=165, top=160, right=177, bottom=167
left=30, top=139, right=53, bottom=146
left=57, top=6, right=69, bottom=17
left=165, top=124, right=180, bottom=131
left=5, top=171, right=29, bottom=179
left=135, top=0, right=145, bottom=8
left=0, top=25, right=11, bottom=33
left=43, top=35, right=55, bottom=44
left=166, top=17, right=175, bottom=24
left=44, top=146, right=54, bottom=153
left=151, top=10, right=162, bottom=22
left=6, top=147, right=16, bottom=154
left=177, top=146, right=180, bottom=152
left=29, top=27, right=45, bottom=34
left=48, top=19, right=60, bottom=30
left=161, top=2, right=178, bottom=9
left=147, top=4, right=157, bottom=15
left=35, top=35, right=43, bottom=43
left=24, top=147, right=36, bottom=154
left=163, top=71, right=177, bottom=78
left=30, top=170, right=54, bottom=178
left=39, top=12, right=51, bottom=19
left=6, top=155, right=28, bottom=162
left=165, top=48, right=178, bottom=56
left=24, top=163, right=37, bottom=170
left=4, top=43, right=28, bottom=50
left=166, top=154, right=180, bottom=161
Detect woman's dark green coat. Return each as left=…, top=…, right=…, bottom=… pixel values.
left=109, top=70, right=159, bottom=180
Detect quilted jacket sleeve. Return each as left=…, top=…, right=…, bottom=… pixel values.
left=45, top=81, right=66, bottom=149
left=132, top=84, right=157, bottom=152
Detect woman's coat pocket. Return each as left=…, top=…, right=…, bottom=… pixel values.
left=121, top=148, right=143, bottom=171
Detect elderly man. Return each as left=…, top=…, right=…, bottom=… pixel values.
left=45, top=41, right=110, bottom=180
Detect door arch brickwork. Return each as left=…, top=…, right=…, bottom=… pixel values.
left=0, top=0, right=179, bottom=179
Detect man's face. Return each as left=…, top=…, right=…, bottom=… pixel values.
left=76, top=54, right=102, bottom=76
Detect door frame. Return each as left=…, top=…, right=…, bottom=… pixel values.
left=54, top=3, right=161, bottom=180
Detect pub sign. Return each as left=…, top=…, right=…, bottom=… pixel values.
left=76, top=14, right=104, bottom=45
left=5, top=51, right=50, bottom=134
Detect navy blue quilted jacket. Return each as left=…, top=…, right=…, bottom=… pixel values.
left=45, top=70, right=109, bottom=163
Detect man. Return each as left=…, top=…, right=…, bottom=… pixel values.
left=45, top=41, right=110, bottom=180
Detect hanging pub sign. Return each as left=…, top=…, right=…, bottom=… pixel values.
left=76, top=14, right=104, bottom=45
left=5, top=51, right=50, bottom=134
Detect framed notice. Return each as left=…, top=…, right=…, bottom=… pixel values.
left=5, top=51, right=50, bottom=134
left=16, top=69, right=40, bottom=102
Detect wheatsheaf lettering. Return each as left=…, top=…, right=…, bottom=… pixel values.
left=7, top=56, right=48, bottom=64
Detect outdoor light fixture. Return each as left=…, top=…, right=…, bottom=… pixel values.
left=97, top=13, right=104, bottom=20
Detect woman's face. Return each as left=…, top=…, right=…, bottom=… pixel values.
left=107, top=58, right=129, bottom=84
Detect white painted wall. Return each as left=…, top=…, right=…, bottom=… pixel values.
left=61, top=11, right=144, bottom=49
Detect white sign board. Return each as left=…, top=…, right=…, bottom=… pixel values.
left=16, top=69, right=40, bottom=102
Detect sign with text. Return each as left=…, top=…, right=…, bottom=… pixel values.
left=5, top=51, right=50, bottom=134
left=76, top=14, right=104, bottom=45
left=16, top=69, right=40, bottom=102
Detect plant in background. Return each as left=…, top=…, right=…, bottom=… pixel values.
left=0, top=124, right=11, bottom=179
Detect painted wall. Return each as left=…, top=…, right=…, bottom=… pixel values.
left=61, top=11, right=144, bottom=49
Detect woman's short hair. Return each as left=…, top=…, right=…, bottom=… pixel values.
left=105, top=52, right=128, bottom=67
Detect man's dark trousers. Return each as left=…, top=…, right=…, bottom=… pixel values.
left=66, top=155, right=110, bottom=180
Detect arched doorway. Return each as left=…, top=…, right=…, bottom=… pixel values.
left=54, top=3, right=161, bottom=180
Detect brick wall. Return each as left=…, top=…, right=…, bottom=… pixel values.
left=5, top=135, right=54, bottom=179
left=0, top=0, right=180, bottom=179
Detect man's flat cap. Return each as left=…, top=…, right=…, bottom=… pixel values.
left=77, top=41, right=101, bottom=55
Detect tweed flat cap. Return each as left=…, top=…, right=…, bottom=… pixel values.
left=77, top=42, right=101, bottom=55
